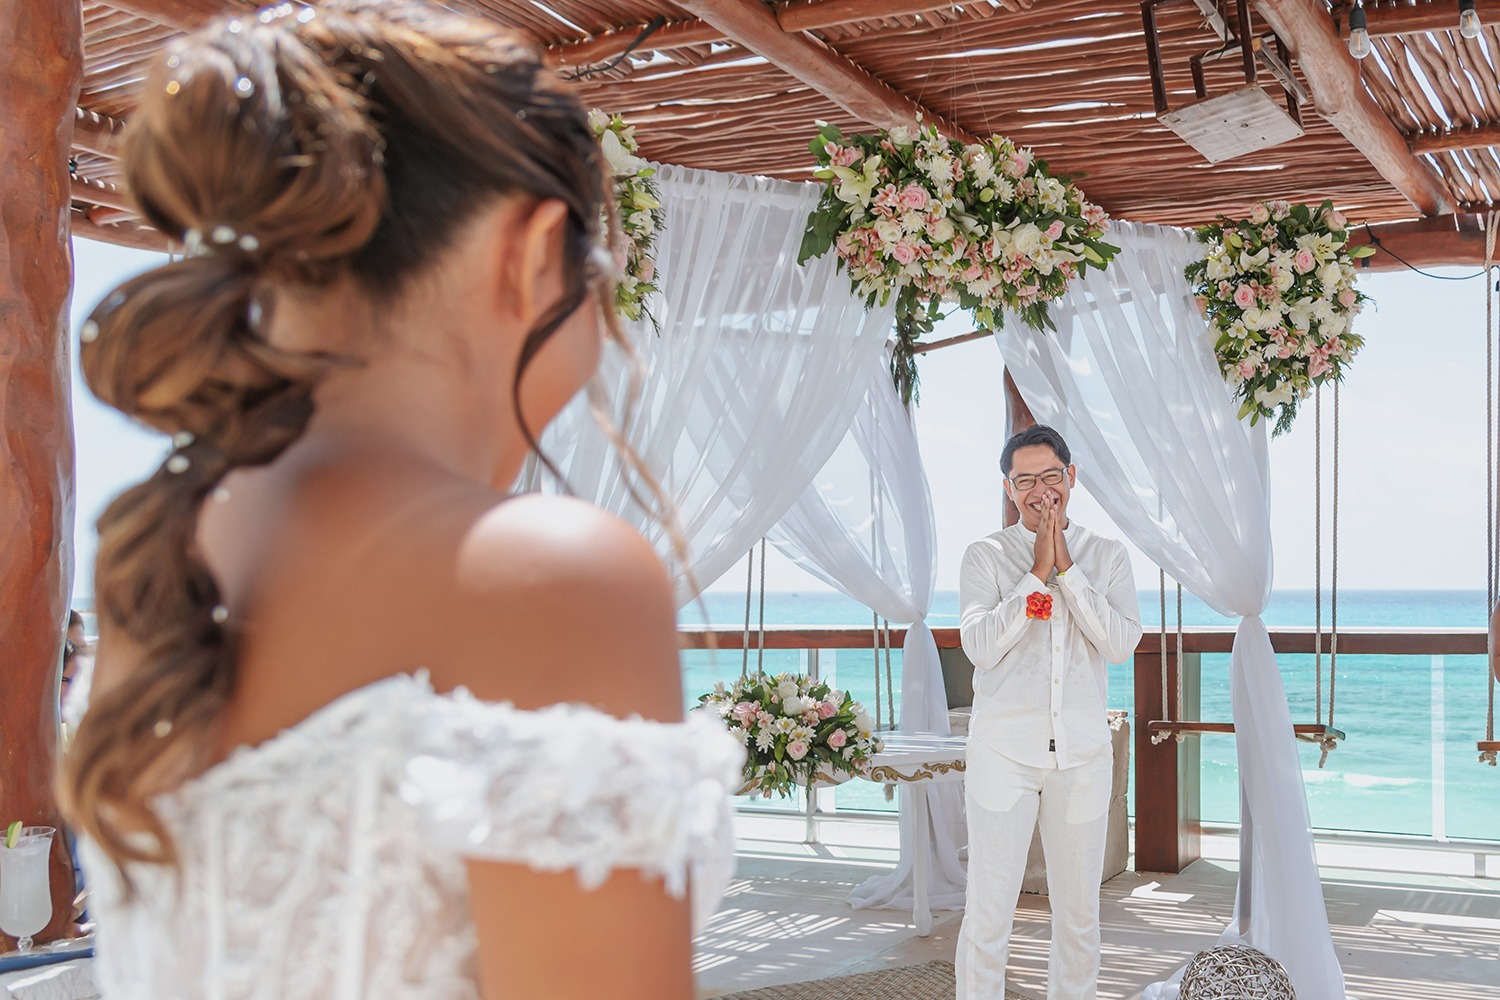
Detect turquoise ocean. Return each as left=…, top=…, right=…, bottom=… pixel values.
left=682, top=590, right=1500, bottom=841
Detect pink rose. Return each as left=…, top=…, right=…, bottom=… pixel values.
left=899, top=183, right=929, bottom=211
left=828, top=729, right=848, bottom=749
left=891, top=241, right=918, bottom=265
left=1237, top=359, right=1257, bottom=380
left=1007, top=153, right=1029, bottom=178
left=1326, top=208, right=1347, bottom=229
left=818, top=700, right=839, bottom=719
left=1293, top=249, right=1317, bottom=274
left=1045, top=220, right=1065, bottom=241
left=1233, top=284, right=1256, bottom=309
left=787, top=740, right=810, bottom=761
left=733, top=701, right=758, bottom=725
left=962, top=263, right=985, bottom=281
left=1249, top=202, right=1270, bottom=225
left=1338, top=289, right=1357, bottom=309
left=1277, top=341, right=1296, bottom=359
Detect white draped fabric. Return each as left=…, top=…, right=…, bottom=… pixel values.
left=993, top=220, right=1347, bottom=998
left=535, top=164, right=894, bottom=602
left=767, top=349, right=967, bottom=911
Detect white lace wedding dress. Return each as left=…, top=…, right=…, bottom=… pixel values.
left=79, top=673, right=743, bottom=999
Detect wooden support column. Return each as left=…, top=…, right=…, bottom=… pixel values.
left=0, top=0, right=82, bottom=945
left=1133, top=642, right=1202, bottom=873
left=1001, top=370, right=1034, bottom=528
left=1253, top=0, right=1455, bottom=217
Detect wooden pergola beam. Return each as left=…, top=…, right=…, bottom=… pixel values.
left=99, top=0, right=230, bottom=31
left=669, top=0, right=978, bottom=141
left=71, top=175, right=135, bottom=215
left=1345, top=212, right=1493, bottom=268
left=73, top=107, right=127, bottom=160
left=1, top=0, right=81, bottom=949
left=71, top=208, right=170, bottom=253
left=1336, top=0, right=1500, bottom=38
left=553, top=1, right=1010, bottom=74
left=1408, top=122, right=1500, bottom=155
left=1254, top=0, right=1455, bottom=216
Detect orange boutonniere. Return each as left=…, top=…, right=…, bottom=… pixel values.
left=1026, top=592, right=1053, bottom=621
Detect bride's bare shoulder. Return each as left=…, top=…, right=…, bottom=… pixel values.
left=434, top=494, right=683, bottom=719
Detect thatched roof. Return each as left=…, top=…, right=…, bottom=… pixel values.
left=69, top=1, right=1500, bottom=261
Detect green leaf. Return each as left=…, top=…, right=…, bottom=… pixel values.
left=1349, top=244, right=1378, bottom=259
left=809, top=136, right=828, bottom=159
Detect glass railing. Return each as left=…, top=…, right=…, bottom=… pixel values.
left=682, top=626, right=1500, bottom=843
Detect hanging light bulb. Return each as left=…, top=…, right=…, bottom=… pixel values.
left=1460, top=0, right=1483, bottom=39
left=1348, top=2, right=1372, bottom=59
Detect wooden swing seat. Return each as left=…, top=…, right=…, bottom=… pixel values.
left=1147, top=720, right=1346, bottom=744
left=1479, top=740, right=1500, bottom=753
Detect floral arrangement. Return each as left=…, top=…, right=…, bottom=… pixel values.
left=698, top=673, right=883, bottom=798
left=1185, top=200, right=1375, bottom=435
left=588, top=110, right=664, bottom=327
left=800, top=120, right=1118, bottom=403
left=1026, top=592, right=1053, bottom=621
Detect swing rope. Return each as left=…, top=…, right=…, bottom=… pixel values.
left=740, top=538, right=769, bottom=681
left=1484, top=213, right=1498, bottom=765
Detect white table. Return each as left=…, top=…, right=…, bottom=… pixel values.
left=858, top=731, right=968, bottom=936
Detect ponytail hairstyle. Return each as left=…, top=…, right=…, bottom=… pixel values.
left=60, top=0, right=616, bottom=881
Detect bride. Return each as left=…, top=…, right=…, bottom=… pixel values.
left=58, top=2, right=740, bottom=997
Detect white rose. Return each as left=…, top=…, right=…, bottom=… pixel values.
left=1274, top=268, right=1294, bottom=292
left=1011, top=222, right=1044, bottom=258
left=776, top=679, right=800, bottom=702
left=929, top=217, right=956, bottom=243
left=874, top=219, right=904, bottom=246
left=887, top=125, right=917, bottom=147
left=1241, top=306, right=1270, bottom=331
left=1316, top=261, right=1342, bottom=289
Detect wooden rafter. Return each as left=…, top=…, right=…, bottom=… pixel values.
left=553, top=1, right=1017, bottom=73
left=1335, top=0, right=1500, bottom=39
left=1254, top=0, right=1455, bottom=216
left=99, top=0, right=232, bottom=31
left=1409, top=122, right=1500, bottom=154
left=669, top=0, right=979, bottom=141
left=1345, top=211, right=1493, bottom=267
left=73, top=106, right=127, bottom=159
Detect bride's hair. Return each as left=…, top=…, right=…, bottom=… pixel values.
left=60, top=0, right=639, bottom=880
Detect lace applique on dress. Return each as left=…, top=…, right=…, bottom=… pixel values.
left=81, top=674, right=743, bottom=1000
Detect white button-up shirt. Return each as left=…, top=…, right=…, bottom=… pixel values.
left=959, top=520, right=1142, bottom=769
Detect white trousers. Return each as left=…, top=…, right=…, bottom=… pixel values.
left=955, top=743, right=1112, bottom=1000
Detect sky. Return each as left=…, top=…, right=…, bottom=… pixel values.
left=66, top=236, right=1491, bottom=603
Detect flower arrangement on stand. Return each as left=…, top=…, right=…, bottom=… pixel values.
left=1185, top=199, right=1375, bottom=435
left=698, top=672, right=883, bottom=798
left=799, top=120, right=1118, bottom=404
left=588, top=110, right=664, bottom=327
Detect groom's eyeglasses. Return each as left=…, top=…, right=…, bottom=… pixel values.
left=1007, top=468, right=1067, bottom=491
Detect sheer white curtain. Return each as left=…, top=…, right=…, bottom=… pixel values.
left=768, top=349, right=967, bottom=911
left=536, top=164, right=893, bottom=602
left=994, top=220, right=1346, bottom=999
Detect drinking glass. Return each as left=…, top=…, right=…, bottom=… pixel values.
left=0, top=826, right=54, bottom=952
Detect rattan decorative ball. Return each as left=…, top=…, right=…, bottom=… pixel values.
left=1180, top=945, right=1295, bottom=999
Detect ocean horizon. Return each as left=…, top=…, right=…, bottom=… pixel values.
left=682, top=588, right=1500, bottom=841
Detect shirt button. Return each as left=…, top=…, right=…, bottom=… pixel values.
left=1053, top=711, right=1059, bottom=717
left=1053, top=678, right=1060, bottom=684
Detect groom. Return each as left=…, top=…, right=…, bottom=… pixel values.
left=955, top=424, right=1142, bottom=999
